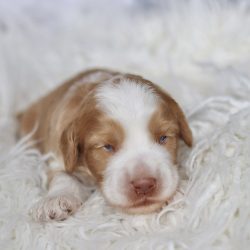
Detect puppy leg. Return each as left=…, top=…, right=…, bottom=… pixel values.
left=32, top=172, right=88, bottom=222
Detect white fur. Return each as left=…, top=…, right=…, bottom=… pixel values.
left=96, top=79, right=179, bottom=209
left=96, top=78, right=158, bottom=123
left=31, top=172, right=88, bottom=222
left=1, top=0, right=250, bottom=249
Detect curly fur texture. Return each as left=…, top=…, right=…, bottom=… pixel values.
left=0, top=0, right=250, bottom=249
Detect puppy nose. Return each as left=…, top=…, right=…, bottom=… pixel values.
left=131, top=177, right=156, bottom=196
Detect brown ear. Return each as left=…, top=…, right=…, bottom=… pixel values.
left=172, top=100, right=193, bottom=147
left=59, top=121, right=81, bottom=173
left=153, top=84, right=193, bottom=147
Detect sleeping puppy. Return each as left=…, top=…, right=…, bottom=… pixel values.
left=18, top=69, right=192, bottom=222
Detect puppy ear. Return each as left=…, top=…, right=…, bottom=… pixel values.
left=59, top=121, right=81, bottom=173
left=153, top=85, right=193, bottom=147
left=171, top=99, right=193, bottom=147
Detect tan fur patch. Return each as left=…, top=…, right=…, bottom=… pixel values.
left=84, top=117, right=125, bottom=182
left=17, top=69, right=119, bottom=174
left=149, top=103, right=179, bottom=163
left=122, top=74, right=193, bottom=147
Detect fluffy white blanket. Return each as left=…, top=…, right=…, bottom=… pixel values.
left=0, top=0, right=250, bottom=249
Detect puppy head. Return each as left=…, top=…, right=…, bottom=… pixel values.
left=60, top=75, right=192, bottom=213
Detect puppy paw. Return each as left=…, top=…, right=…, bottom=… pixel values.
left=31, top=195, right=82, bottom=222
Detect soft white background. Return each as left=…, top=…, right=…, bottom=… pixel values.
left=0, top=0, right=250, bottom=249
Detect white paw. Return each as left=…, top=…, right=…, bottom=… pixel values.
left=31, top=195, right=82, bottom=222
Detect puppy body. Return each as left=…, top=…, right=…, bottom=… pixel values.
left=18, top=69, right=192, bottom=221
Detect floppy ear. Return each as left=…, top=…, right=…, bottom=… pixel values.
left=59, top=121, right=82, bottom=173
left=153, top=85, right=193, bottom=147
left=171, top=99, right=193, bottom=147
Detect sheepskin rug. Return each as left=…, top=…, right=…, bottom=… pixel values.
left=0, top=0, right=250, bottom=249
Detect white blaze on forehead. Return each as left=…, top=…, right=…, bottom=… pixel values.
left=95, top=79, right=158, bottom=126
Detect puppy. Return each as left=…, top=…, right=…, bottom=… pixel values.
left=18, top=69, right=192, bottom=221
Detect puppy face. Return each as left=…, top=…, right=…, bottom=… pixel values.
left=60, top=75, right=192, bottom=213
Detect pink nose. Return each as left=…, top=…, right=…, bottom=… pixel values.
left=131, top=177, right=156, bottom=196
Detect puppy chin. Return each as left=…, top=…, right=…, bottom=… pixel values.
left=103, top=194, right=171, bottom=214
left=123, top=201, right=165, bottom=214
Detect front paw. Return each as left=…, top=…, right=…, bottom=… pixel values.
left=31, top=195, right=82, bottom=222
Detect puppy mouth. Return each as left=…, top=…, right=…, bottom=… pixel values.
left=121, top=190, right=178, bottom=213
left=123, top=198, right=166, bottom=214
left=102, top=187, right=177, bottom=213
left=103, top=193, right=163, bottom=211
left=130, top=197, right=159, bottom=207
